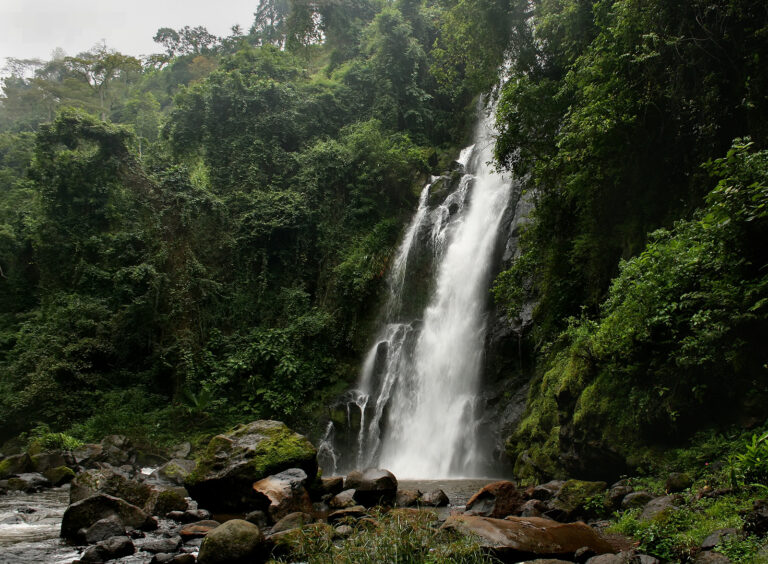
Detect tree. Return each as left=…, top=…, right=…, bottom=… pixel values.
left=153, top=26, right=220, bottom=57
left=65, top=45, right=141, bottom=120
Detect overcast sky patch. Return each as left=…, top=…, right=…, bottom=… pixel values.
left=1, top=0, right=259, bottom=67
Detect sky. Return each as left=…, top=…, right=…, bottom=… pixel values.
left=1, top=0, right=259, bottom=70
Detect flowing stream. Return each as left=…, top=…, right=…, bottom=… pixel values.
left=0, top=486, right=78, bottom=564
left=320, top=94, right=515, bottom=479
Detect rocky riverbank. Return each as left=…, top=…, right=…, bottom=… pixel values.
left=1, top=420, right=767, bottom=563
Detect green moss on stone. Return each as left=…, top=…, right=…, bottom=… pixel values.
left=0, top=458, right=13, bottom=479
left=186, top=421, right=317, bottom=487
left=43, top=466, right=76, bottom=486
left=554, top=479, right=608, bottom=516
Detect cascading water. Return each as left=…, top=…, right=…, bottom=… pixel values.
left=326, top=92, right=516, bottom=479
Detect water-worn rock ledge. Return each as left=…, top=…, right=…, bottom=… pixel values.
left=2, top=421, right=766, bottom=563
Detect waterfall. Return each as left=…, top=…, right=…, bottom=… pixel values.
left=326, top=92, right=515, bottom=479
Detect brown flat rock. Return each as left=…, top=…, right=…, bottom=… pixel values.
left=179, top=519, right=221, bottom=539
left=442, top=515, right=614, bottom=559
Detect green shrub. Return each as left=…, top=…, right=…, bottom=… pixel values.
left=734, top=432, right=768, bottom=485
left=25, top=424, right=83, bottom=452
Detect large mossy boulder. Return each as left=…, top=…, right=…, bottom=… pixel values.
left=552, top=479, right=608, bottom=520
left=197, top=519, right=267, bottom=564
left=185, top=421, right=317, bottom=512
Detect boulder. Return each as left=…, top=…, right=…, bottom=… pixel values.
left=466, top=481, right=527, bottom=518
left=701, top=528, right=738, bottom=550
left=149, top=488, right=189, bottom=517
left=743, top=499, right=768, bottom=536
left=252, top=468, right=313, bottom=521
left=396, top=489, right=422, bottom=507
left=318, top=476, right=344, bottom=498
left=84, top=515, right=125, bottom=544
left=70, top=467, right=155, bottom=510
left=169, top=442, right=192, bottom=459
left=197, top=519, right=267, bottom=564
left=152, top=459, right=196, bottom=486
left=694, top=552, right=732, bottom=564
left=518, top=499, right=548, bottom=518
left=245, top=510, right=269, bottom=528
left=552, top=480, right=607, bottom=520
left=0, top=453, right=32, bottom=478
left=79, top=535, right=135, bottom=562
left=179, top=520, right=221, bottom=539
left=330, top=489, right=357, bottom=509
left=271, top=511, right=314, bottom=534
left=640, top=496, right=677, bottom=521
left=621, top=492, right=654, bottom=510
left=328, top=505, right=368, bottom=523
left=442, top=515, right=614, bottom=560
left=183, top=508, right=212, bottom=521
left=574, top=546, right=598, bottom=562
left=665, top=473, right=693, bottom=493
left=351, top=468, right=398, bottom=507
left=7, top=472, right=50, bottom=492
left=608, top=485, right=634, bottom=510
left=61, top=494, right=157, bottom=542
left=100, top=435, right=134, bottom=466
left=334, top=524, right=354, bottom=538
left=168, top=508, right=212, bottom=523
left=185, top=420, right=317, bottom=512
left=585, top=553, right=637, bottom=564
left=421, top=489, right=450, bottom=507
left=532, top=481, right=566, bottom=501
left=30, top=451, right=72, bottom=473
left=43, top=466, right=76, bottom=486
left=72, top=444, right=104, bottom=468
left=345, top=470, right=363, bottom=490
left=141, top=535, right=182, bottom=553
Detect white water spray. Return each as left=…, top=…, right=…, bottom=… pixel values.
left=329, top=95, right=514, bottom=479
left=378, top=104, right=511, bottom=478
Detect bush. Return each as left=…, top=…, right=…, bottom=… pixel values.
left=734, top=431, right=768, bottom=485
left=25, top=424, right=83, bottom=452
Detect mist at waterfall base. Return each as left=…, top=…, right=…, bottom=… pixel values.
left=318, top=97, right=519, bottom=480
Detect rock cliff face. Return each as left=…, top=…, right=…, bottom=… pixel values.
left=479, top=185, right=537, bottom=471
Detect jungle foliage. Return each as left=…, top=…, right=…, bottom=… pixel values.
left=0, top=0, right=511, bottom=443
left=492, top=0, right=768, bottom=477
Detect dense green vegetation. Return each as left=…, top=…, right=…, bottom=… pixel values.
left=491, top=0, right=768, bottom=478
left=0, top=0, right=510, bottom=444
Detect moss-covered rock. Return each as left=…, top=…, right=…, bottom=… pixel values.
left=152, top=458, right=196, bottom=486
left=43, top=466, right=76, bottom=486
left=197, top=519, right=267, bottom=564
left=552, top=479, right=608, bottom=519
left=150, top=488, right=189, bottom=517
left=185, top=420, right=317, bottom=512
left=0, top=453, right=32, bottom=479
